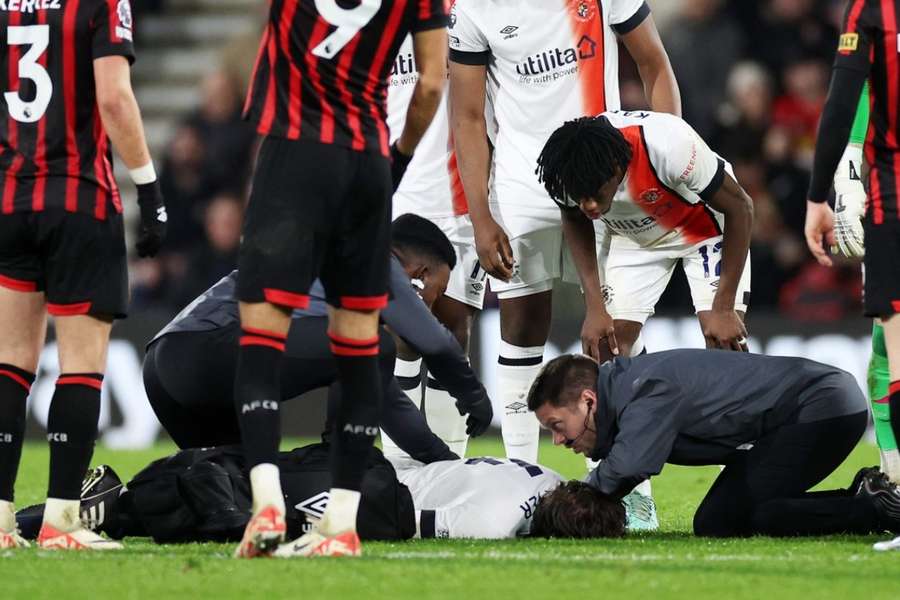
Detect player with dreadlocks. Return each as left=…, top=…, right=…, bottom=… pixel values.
left=537, top=111, right=754, bottom=358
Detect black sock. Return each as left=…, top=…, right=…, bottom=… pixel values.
left=47, top=373, right=102, bottom=500
left=329, top=333, right=382, bottom=491
left=890, top=381, right=900, bottom=449
left=234, top=327, right=285, bottom=469
left=0, top=364, right=35, bottom=502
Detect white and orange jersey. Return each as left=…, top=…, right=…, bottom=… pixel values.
left=558, top=110, right=728, bottom=248
left=388, top=35, right=468, bottom=220
left=449, top=0, right=650, bottom=226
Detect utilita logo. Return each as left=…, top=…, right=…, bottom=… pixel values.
left=515, top=35, right=597, bottom=76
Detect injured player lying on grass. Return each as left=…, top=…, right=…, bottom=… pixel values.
left=13, top=444, right=645, bottom=543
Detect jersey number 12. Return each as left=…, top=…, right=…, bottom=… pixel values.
left=5, top=25, right=53, bottom=124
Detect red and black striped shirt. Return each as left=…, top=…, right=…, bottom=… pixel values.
left=0, top=0, right=134, bottom=221
left=244, top=0, right=448, bottom=157
left=835, top=0, right=900, bottom=221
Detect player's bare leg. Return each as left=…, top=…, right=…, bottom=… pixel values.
left=277, top=307, right=381, bottom=558
left=0, top=286, right=45, bottom=548
left=37, top=314, right=122, bottom=550
left=233, top=301, right=291, bottom=558
left=422, top=295, right=477, bottom=457
left=498, top=290, right=551, bottom=464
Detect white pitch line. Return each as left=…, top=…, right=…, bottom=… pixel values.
left=380, top=550, right=881, bottom=563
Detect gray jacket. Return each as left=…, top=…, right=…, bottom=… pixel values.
left=586, top=349, right=866, bottom=496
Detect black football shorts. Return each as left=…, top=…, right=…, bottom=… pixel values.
left=0, top=210, right=128, bottom=318
left=237, top=137, right=392, bottom=310
left=863, top=215, right=900, bottom=317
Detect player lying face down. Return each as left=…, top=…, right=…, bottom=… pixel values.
left=16, top=446, right=630, bottom=544
left=142, top=214, right=492, bottom=463
left=528, top=351, right=900, bottom=538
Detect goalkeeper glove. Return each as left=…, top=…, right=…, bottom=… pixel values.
left=832, top=144, right=866, bottom=258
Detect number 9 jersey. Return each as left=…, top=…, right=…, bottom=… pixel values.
left=243, top=0, right=449, bottom=158
left=0, top=0, right=134, bottom=219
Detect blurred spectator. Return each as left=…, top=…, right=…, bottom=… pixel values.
left=171, top=194, right=245, bottom=308
left=779, top=260, right=863, bottom=321
left=184, top=70, right=256, bottom=195
left=663, top=0, right=744, bottom=138
left=744, top=0, right=837, bottom=76
left=771, top=56, right=829, bottom=166
left=158, top=124, right=210, bottom=251
left=712, top=62, right=773, bottom=162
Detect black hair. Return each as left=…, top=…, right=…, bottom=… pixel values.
left=530, top=480, right=626, bottom=539
left=526, top=354, right=599, bottom=412
left=391, top=213, right=457, bottom=270
left=536, top=116, right=632, bottom=205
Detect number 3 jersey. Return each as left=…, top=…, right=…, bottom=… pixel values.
left=395, top=457, right=563, bottom=539
left=0, top=0, right=134, bottom=220
left=244, top=0, right=448, bottom=158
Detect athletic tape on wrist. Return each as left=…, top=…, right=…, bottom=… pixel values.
left=129, top=162, right=157, bottom=185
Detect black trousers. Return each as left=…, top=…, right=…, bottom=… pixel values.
left=693, top=410, right=880, bottom=537
left=142, top=319, right=395, bottom=449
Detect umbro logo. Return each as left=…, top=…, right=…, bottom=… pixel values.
left=295, top=491, right=330, bottom=519
left=500, top=25, right=519, bottom=40
left=505, top=401, right=528, bottom=415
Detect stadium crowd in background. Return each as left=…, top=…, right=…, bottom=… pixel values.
left=129, top=0, right=860, bottom=322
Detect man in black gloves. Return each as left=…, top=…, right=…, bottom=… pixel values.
left=528, top=351, right=900, bottom=538
left=0, top=4, right=166, bottom=552
left=143, top=214, right=492, bottom=464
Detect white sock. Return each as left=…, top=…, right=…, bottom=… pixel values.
left=585, top=457, right=600, bottom=471
left=635, top=479, right=652, bottom=497
left=0, top=500, right=15, bottom=532
left=630, top=334, right=645, bottom=357
left=882, top=449, right=900, bottom=484
left=498, top=341, right=543, bottom=464
left=319, top=488, right=361, bottom=536
left=249, top=463, right=285, bottom=515
left=424, top=375, right=469, bottom=457
left=382, top=358, right=422, bottom=460
left=43, top=497, right=82, bottom=532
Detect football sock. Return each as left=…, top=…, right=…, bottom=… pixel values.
left=320, top=488, right=361, bottom=536
left=46, top=373, right=102, bottom=501
left=890, top=381, right=900, bottom=481
left=0, top=499, right=14, bottom=532
left=381, top=358, right=421, bottom=459
left=249, top=463, right=284, bottom=514
left=43, top=497, right=82, bottom=532
left=329, top=333, right=382, bottom=493
left=0, top=364, right=35, bottom=503
left=424, top=374, right=469, bottom=457
left=498, top=341, right=543, bottom=464
left=234, top=327, right=285, bottom=469
left=869, top=323, right=899, bottom=481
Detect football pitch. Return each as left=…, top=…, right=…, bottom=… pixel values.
left=3, top=438, right=899, bottom=599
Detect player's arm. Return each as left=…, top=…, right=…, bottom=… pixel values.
left=381, top=270, right=493, bottom=436
left=94, top=56, right=166, bottom=258
left=393, top=28, right=448, bottom=189
left=830, top=84, right=869, bottom=259
left=449, top=3, right=515, bottom=281
left=587, top=378, right=680, bottom=498
left=703, top=173, right=753, bottom=351
left=805, top=3, right=873, bottom=266
left=375, top=379, right=459, bottom=463
left=619, top=11, right=681, bottom=116
left=560, top=207, right=618, bottom=359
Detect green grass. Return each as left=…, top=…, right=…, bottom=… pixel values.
left=4, top=438, right=900, bottom=599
